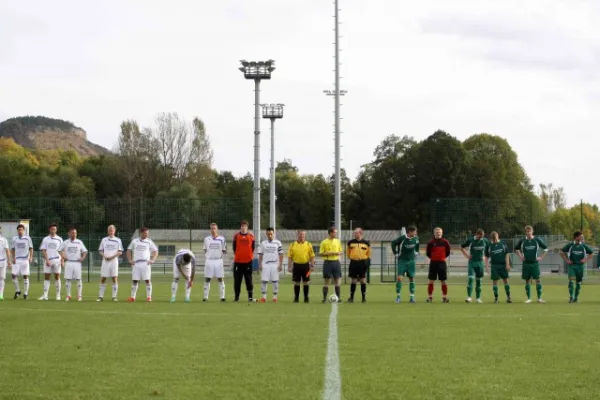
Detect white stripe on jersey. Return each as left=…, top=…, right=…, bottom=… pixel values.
left=12, top=235, right=33, bottom=260
left=204, top=235, right=226, bottom=260
left=40, top=235, right=63, bottom=261
left=99, top=236, right=124, bottom=258
left=59, top=239, right=88, bottom=261
left=258, top=239, right=283, bottom=264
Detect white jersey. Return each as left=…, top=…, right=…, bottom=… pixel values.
left=128, top=238, right=158, bottom=263
left=175, top=249, right=196, bottom=268
left=59, top=239, right=88, bottom=262
left=40, top=235, right=64, bottom=262
left=0, top=235, right=9, bottom=262
left=258, top=239, right=283, bottom=265
left=204, top=235, right=226, bottom=260
left=12, top=235, right=33, bottom=260
left=99, top=236, right=124, bottom=259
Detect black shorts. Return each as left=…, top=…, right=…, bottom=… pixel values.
left=428, top=261, right=448, bottom=281
left=292, top=263, right=311, bottom=282
left=323, top=260, right=342, bottom=279
left=348, top=260, right=368, bottom=279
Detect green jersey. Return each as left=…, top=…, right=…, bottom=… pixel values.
left=461, top=237, right=488, bottom=262
left=391, top=235, right=419, bottom=261
left=485, top=242, right=508, bottom=265
left=515, top=237, right=547, bottom=263
left=561, top=242, right=593, bottom=265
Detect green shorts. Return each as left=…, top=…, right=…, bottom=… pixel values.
left=568, top=264, right=585, bottom=282
left=522, top=262, right=540, bottom=280
left=491, top=264, right=509, bottom=281
left=468, top=260, right=485, bottom=278
left=397, top=259, right=416, bottom=278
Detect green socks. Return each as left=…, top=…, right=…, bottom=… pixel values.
left=575, top=282, right=581, bottom=300
left=396, top=281, right=402, bottom=296
left=536, top=283, right=543, bottom=299
left=475, top=278, right=482, bottom=299
left=525, top=284, right=531, bottom=299
left=568, top=280, right=574, bottom=299
left=504, top=284, right=511, bottom=298
left=467, top=277, right=474, bottom=297
left=493, top=284, right=498, bottom=298
left=409, top=281, right=415, bottom=296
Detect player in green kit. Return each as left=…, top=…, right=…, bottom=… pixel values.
left=515, top=225, right=548, bottom=303
left=560, top=231, right=593, bottom=303
left=460, top=229, right=488, bottom=303
left=391, top=226, right=419, bottom=303
left=484, top=231, right=512, bottom=304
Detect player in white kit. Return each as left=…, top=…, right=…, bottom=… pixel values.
left=59, top=228, right=88, bottom=302
left=38, top=223, right=64, bottom=301
left=11, top=224, right=33, bottom=299
left=127, top=227, right=158, bottom=302
left=258, top=227, right=284, bottom=303
left=97, top=225, right=124, bottom=302
left=170, top=249, right=196, bottom=303
left=0, top=229, right=12, bottom=301
left=203, top=223, right=227, bottom=302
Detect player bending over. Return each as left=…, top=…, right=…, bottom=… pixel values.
left=515, top=225, right=547, bottom=303
left=258, top=227, right=283, bottom=303
left=560, top=231, right=593, bottom=303
left=171, top=249, right=196, bottom=303
left=11, top=224, right=33, bottom=299
left=39, top=224, right=63, bottom=301
left=461, top=229, right=488, bottom=303
left=97, top=225, right=124, bottom=302
left=0, top=230, right=12, bottom=301
left=425, top=227, right=451, bottom=303
left=203, top=223, right=227, bottom=302
left=391, top=226, right=419, bottom=303
left=127, top=227, right=158, bottom=302
left=485, top=231, right=512, bottom=304
left=59, top=228, right=88, bottom=302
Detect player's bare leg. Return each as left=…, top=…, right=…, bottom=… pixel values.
left=129, top=280, right=139, bottom=302
left=203, top=277, right=211, bottom=302
left=144, top=279, right=152, bottom=302
left=322, top=277, right=330, bottom=303
left=217, top=277, right=225, bottom=302
left=427, top=279, right=435, bottom=303
left=348, top=277, right=358, bottom=303
left=395, top=276, right=402, bottom=303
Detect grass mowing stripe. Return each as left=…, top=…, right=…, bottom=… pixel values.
left=323, top=303, right=342, bottom=400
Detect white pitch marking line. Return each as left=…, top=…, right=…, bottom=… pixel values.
left=323, top=303, right=342, bottom=400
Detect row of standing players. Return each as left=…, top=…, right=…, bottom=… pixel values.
left=0, top=222, right=595, bottom=303
left=392, top=225, right=597, bottom=304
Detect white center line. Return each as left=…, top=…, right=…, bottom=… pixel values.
left=323, top=303, right=342, bottom=400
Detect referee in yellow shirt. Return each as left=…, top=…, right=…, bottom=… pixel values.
left=319, top=226, right=343, bottom=303
left=347, top=227, right=371, bottom=303
left=287, top=230, right=315, bottom=303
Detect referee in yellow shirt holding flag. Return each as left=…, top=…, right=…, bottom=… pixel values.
left=287, top=230, right=315, bottom=303
left=319, top=226, right=344, bottom=303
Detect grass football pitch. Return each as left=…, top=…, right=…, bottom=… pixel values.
left=1, top=276, right=600, bottom=400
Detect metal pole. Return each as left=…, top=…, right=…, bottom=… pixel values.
left=334, top=0, right=341, bottom=236
left=269, top=118, right=276, bottom=229
left=253, top=79, right=261, bottom=247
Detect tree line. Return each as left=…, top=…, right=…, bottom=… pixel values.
left=0, top=113, right=598, bottom=244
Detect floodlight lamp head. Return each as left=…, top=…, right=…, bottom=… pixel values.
left=239, top=59, right=276, bottom=80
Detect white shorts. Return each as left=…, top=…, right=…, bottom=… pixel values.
left=132, top=262, right=151, bottom=281
left=204, top=259, right=224, bottom=279
left=261, top=263, right=280, bottom=282
left=101, top=260, right=119, bottom=278
left=173, top=261, right=192, bottom=280
left=12, top=260, right=30, bottom=277
left=64, top=261, right=82, bottom=280
left=44, top=259, right=62, bottom=275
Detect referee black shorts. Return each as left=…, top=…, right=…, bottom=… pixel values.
left=428, top=261, right=448, bottom=281
left=348, top=260, right=368, bottom=279
left=292, top=263, right=311, bottom=282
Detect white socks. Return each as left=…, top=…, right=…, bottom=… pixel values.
left=185, top=285, right=191, bottom=299
left=23, top=278, right=29, bottom=296
left=273, top=281, right=279, bottom=297
left=44, top=280, right=51, bottom=296
left=13, top=277, right=20, bottom=293
left=219, top=281, right=225, bottom=299
left=99, top=283, right=106, bottom=298
left=66, top=280, right=72, bottom=297
left=204, top=281, right=210, bottom=299
left=131, top=282, right=139, bottom=298
left=261, top=281, right=268, bottom=297
left=112, top=284, right=118, bottom=298
left=77, top=280, right=82, bottom=297
left=171, top=280, right=179, bottom=297
left=145, top=283, right=152, bottom=298
left=0, top=278, right=4, bottom=297
left=55, top=280, right=61, bottom=297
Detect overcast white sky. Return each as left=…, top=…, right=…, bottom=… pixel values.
left=1, top=0, right=599, bottom=206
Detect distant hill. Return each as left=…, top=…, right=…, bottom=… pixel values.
left=0, top=116, right=110, bottom=156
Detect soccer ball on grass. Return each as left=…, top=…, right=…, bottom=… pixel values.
left=328, top=294, right=339, bottom=303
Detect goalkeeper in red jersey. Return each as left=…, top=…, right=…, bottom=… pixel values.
left=425, top=227, right=451, bottom=303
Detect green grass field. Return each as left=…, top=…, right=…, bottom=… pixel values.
left=1, top=277, right=600, bottom=400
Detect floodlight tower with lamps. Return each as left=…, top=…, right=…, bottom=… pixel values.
left=261, top=103, right=284, bottom=230
left=239, top=59, right=275, bottom=246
